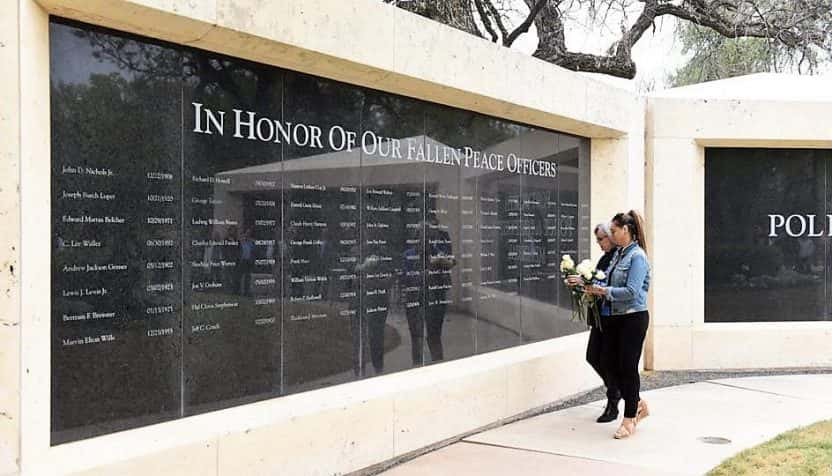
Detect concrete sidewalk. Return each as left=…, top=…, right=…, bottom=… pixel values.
left=381, top=374, right=832, bottom=476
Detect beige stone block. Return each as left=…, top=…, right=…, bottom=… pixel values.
left=36, top=0, right=216, bottom=44
left=647, top=138, right=703, bottom=327
left=649, top=97, right=832, bottom=142
left=71, top=440, right=217, bottom=476
left=591, top=138, right=629, bottom=226
left=393, top=368, right=508, bottom=456
left=217, top=397, right=395, bottom=476
left=649, top=326, right=693, bottom=370
left=212, top=0, right=395, bottom=74
left=586, top=81, right=641, bottom=136
left=215, top=0, right=290, bottom=40
left=536, top=60, right=592, bottom=132
left=0, top=322, right=19, bottom=476
left=0, top=0, right=21, bottom=472
left=392, top=7, right=485, bottom=97
left=692, top=323, right=832, bottom=369
left=488, top=50, right=608, bottom=136
left=198, top=3, right=394, bottom=98
left=284, top=0, right=395, bottom=71
left=505, top=337, right=600, bottom=416
left=18, top=0, right=51, bottom=471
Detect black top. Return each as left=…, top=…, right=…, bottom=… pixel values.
left=596, top=249, right=616, bottom=276
left=589, top=248, right=616, bottom=327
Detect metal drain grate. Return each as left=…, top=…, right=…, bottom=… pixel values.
left=698, top=436, right=732, bottom=445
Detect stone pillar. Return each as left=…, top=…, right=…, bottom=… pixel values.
left=0, top=0, right=22, bottom=472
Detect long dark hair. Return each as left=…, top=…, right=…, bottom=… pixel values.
left=612, top=210, right=648, bottom=255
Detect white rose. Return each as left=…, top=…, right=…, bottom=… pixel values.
left=582, top=269, right=594, bottom=280
left=595, top=270, right=606, bottom=280
left=575, top=261, right=591, bottom=277
left=562, top=254, right=572, bottom=261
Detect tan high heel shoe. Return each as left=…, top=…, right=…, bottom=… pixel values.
left=636, top=399, right=650, bottom=424
left=613, top=417, right=636, bottom=439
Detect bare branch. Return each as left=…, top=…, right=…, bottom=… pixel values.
left=483, top=0, right=511, bottom=40
left=505, top=0, right=548, bottom=47
left=474, top=0, right=500, bottom=42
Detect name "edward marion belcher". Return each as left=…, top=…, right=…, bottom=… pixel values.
left=62, top=215, right=125, bottom=224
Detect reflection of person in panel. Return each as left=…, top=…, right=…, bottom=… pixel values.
left=424, top=214, right=456, bottom=363
left=567, top=223, right=620, bottom=423
left=358, top=251, right=389, bottom=375
left=238, top=227, right=255, bottom=297
left=226, top=225, right=240, bottom=293
left=205, top=227, right=224, bottom=282
left=797, top=236, right=816, bottom=273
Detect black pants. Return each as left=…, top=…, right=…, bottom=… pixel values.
left=237, top=259, right=254, bottom=296
left=600, top=311, right=649, bottom=418
left=351, top=312, right=388, bottom=376
left=366, top=313, right=387, bottom=373
left=406, top=303, right=446, bottom=365
left=586, top=325, right=620, bottom=402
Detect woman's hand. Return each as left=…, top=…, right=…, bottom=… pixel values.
left=584, top=284, right=607, bottom=296
left=565, top=275, right=582, bottom=287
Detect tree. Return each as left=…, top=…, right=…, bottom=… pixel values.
left=669, top=20, right=819, bottom=87
left=384, top=0, right=832, bottom=79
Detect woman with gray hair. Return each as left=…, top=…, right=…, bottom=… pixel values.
left=568, top=222, right=619, bottom=422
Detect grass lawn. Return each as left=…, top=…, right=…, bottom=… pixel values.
left=708, top=420, right=832, bottom=476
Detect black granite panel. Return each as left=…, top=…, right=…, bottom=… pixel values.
left=281, top=73, right=364, bottom=391
left=182, top=51, right=283, bottom=413
left=706, top=148, right=830, bottom=322
left=50, top=20, right=183, bottom=443
left=556, top=137, right=581, bottom=314
left=519, top=129, right=561, bottom=341
left=360, top=91, right=427, bottom=372
left=423, top=107, right=531, bottom=355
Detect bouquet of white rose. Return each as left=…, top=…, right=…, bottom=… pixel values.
left=560, top=254, right=605, bottom=328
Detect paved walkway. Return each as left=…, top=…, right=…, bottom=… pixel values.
left=382, top=374, right=832, bottom=475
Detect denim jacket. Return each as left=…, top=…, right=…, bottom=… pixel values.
left=594, top=249, right=616, bottom=318
left=604, top=242, right=650, bottom=315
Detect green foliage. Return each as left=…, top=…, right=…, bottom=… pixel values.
left=669, top=23, right=778, bottom=87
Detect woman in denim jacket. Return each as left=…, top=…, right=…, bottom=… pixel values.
left=587, top=210, right=651, bottom=439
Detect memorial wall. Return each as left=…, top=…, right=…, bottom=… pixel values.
left=50, top=18, right=591, bottom=444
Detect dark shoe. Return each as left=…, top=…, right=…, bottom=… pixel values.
left=596, top=399, right=619, bottom=423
